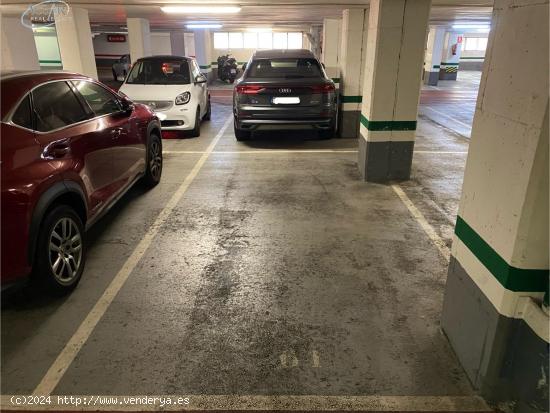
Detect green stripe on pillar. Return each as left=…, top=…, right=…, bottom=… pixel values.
left=199, top=65, right=212, bottom=69
left=331, top=78, right=340, bottom=83
left=455, top=216, right=549, bottom=293
left=360, top=114, right=417, bottom=131
left=340, top=95, right=362, bottom=103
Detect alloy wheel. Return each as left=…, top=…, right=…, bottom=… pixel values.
left=48, top=217, right=83, bottom=285
left=149, top=139, right=162, bottom=180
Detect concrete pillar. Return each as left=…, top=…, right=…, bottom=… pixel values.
left=170, top=31, right=185, bottom=56
left=1, top=16, right=40, bottom=71
left=321, top=18, right=341, bottom=84
left=194, top=29, right=213, bottom=82
left=442, top=0, right=549, bottom=407
left=127, top=18, right=151, bottom=63
left=309, top=26, right=322, bottom=60
left=338, top=9, right=368, bottom=138
left=423, top=26, right=445, bottom=85
left=439, top=31, right=463, bottom=80
left=357, top=0, right=431, bottom=182
left=54, top=7, right=97, bottom=79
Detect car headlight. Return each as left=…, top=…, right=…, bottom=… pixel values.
left=175, top=92, right=191, bottom=105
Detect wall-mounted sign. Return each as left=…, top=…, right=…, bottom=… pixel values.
left=21, top=0, right=70, bottom=29
left=107, top=34, right=126, bottom=42
left=457, top=36, right=463, bottom=44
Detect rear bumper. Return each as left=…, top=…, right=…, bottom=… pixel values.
left=237, top=118, right=334, bottom=131
left=235, top=104, right=337, bottom=131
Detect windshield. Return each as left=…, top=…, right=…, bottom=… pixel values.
left=247, top=58, right=323, bottom=79
left=126, top=58, right=191, bottom=85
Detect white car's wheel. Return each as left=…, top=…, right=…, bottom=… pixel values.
left=190, top=106, right=201, bottom=137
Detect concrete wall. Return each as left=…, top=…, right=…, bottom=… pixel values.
left=1, top=16, right=40, bottom=71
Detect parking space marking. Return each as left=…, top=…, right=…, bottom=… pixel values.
left=1, top=394, right=491, bottom=411
left=31, top=115, right=234, bottom=397
left=391, top=185, right=451, bottom=262
left=163, top=150, right=466, bottom=155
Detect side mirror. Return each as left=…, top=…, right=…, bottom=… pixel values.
left=195, top=75, right=207, bottom=84
left=120, top=97, right=134, bottom=115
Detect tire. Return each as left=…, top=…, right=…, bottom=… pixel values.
left=141, top=133, right=163, bottom=187
left=190, top=107, right=201, bottom=137
left=203, top=97, right=211, bottom=121
left=33, top=205, right=86, bottom=295
left=112, top=69, right=118, bottom=81
left=234, top=119, right=251, bottom=141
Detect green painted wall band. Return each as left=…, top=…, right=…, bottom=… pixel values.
left=199, top=65, right=212, bottom=69
left=460, top=57, right=484, bottom=60
left=440, top=62, right=459, bottom=66
left=455, top=216, right=549, bottom=293
left=432, top=64, right=440, bottom=68
left=340, top=95, right=362, bottom=103
left=331, top=78, right=340, bottom=83
left=360, top=114, right=416, bottom=131
left=39, top=59, right=62, bottom=64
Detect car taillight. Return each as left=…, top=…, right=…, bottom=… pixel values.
left=236, top=85, right=264, bottom=94
left=310, top=84, right=335, bottom=94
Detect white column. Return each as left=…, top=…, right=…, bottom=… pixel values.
left=442, top=0, right=549, bottom=405
left=127, top=18, right=151, bottom=63
left=1, top=16, right=40, bottom=71
left=440, top=31, right=463, bottom=80
left=194, top=29, right=213, bottom=81
left=338, top=9, right=368, bottom=138
left=54, top=7, right=97, bottom=78
left=358, top=0, right=431, bottom=182
left=321, top=18, right=341, bottom=83
left=423, top=26, right=445, bottom=85
left=170, top=31, right=186, bottom=56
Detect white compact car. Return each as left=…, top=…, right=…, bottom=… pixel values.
left=119, top=55, right=211, bottom=137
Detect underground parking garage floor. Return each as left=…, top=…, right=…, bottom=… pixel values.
left=1, top=102, right=487, bottom=410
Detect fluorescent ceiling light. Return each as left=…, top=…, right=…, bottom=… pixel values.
left=162, top=6, right=241, bottom=14
left=452, top=24, right=490, bottom=30
left=186, top=23, right=223, bottom=29
left=246, top=27, right=272, bottom=32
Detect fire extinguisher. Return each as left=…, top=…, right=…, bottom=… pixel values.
left=451, top=43, right=458, bottom=55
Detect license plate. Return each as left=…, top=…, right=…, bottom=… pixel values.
left=230, top=69, right=237, bottom=74
left=272, top=97, right=300, bottom=104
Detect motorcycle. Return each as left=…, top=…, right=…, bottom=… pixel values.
left=217, top=54, right=239, bottom=83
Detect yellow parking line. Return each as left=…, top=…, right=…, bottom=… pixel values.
left=31, top=115, right=234, bottom=396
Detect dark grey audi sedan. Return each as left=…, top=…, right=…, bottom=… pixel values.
left=233, top=49, right=338, bottom=140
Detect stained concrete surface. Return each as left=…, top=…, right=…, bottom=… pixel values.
left=2, top=102, right=473, bottom=399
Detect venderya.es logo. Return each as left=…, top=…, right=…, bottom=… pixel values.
left=21, top=0, right=70, bottom=29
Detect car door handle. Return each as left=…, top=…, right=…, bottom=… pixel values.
left=42, top=140, right=70, bottom=159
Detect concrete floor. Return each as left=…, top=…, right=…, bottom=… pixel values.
left=419, top=71, right=481, bottom=138
left=2, top=89, right=492, bottom=411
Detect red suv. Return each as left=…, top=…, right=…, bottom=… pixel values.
left=1, top=71, right=162, bottom=293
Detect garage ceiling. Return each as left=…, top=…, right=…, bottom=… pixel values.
left=0, top=0, right=493, bottom=31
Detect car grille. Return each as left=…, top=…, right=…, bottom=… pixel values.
left=135, top=100, right=173, bottom=111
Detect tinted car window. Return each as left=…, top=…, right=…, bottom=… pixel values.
left=126, top=58, right=191, bottom=85
left=73, top=81, right=121, bottom=116
left=247, top=58, right=323, bottom=79
left=11, top=95, right=33, bottom=129
left=33, top=81, right=89, bottom=132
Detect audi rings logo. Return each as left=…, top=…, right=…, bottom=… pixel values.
left=278, top=88, right=292, bottom=93
left=21, top=0, right=71, bottom=29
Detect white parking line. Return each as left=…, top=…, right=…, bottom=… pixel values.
left=163, top=150, right=467, bottom=155
left=391, top=184, right=451, bottom=262
left=32, top=115, right=234, bottom=396
left=1, top=394, right=491, bottom=411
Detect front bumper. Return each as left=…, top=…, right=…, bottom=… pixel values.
left=153, top=107, right=195, bottom=131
